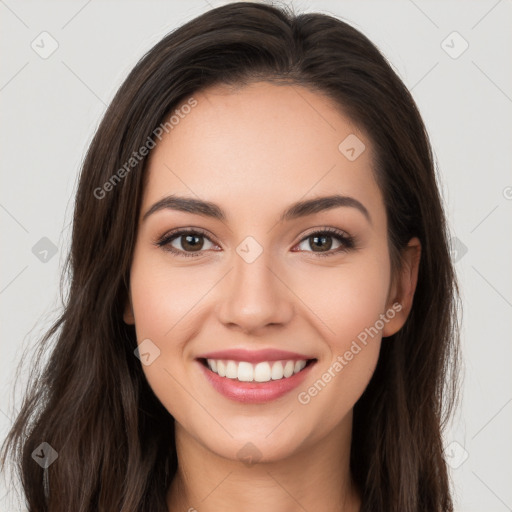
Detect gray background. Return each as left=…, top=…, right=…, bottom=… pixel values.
left=1, top=0, right=511, bottom=510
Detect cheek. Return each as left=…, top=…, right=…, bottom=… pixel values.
left=289, top=251, right=391, bottom=350
left=127, top=253, right=204, bottom=411
left=128, top=277, right=197, bottom=429
left=129, top=253, right=210, bottom=343
left=290, top=252, right=390, bottom=413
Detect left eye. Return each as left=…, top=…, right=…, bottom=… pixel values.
left=294, top=230, right=354, bottom=256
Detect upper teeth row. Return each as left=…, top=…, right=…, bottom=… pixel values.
left=207, top=359, right=307, bottom=382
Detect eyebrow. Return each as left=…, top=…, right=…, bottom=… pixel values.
left=142, top=193, right=372, bottom=225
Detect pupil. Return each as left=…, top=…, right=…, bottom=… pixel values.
left=312, top=235, right=331, bottom=252
left=183, top=234, right=202, bottom=251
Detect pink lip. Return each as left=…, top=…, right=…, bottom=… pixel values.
left=196, top=359, right=316, bottom=404
left=196, top=348, right=313, bottom=363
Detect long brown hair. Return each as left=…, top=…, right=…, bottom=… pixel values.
left=1, top=2, right=461, bottom=510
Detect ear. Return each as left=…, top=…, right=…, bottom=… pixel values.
left=123, top=290, right=135, bottom=325
left=382, top=237, right=421, bottom=338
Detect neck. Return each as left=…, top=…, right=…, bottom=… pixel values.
left=167, top=412, right=361, bottom=512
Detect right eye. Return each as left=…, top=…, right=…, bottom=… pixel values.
left=155, top=229, right=219, bottom=258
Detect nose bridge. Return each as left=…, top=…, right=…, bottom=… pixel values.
left=216, top=238, right=293, bottom=332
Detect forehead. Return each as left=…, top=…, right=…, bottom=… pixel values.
left=143, top=81, right=385, bottom=227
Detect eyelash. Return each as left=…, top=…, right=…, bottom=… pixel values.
left=154, top=227, right=356, bottom=259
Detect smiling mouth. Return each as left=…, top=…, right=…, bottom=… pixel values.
left=198, top=358, right=317, bottom=383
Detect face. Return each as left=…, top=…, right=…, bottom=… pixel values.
left=124, top=81, right=419, bottom=463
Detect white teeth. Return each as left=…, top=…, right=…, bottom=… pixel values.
left=294, top=360, right=306, bottom=373
left=254, top=362, right=271, bottom=382
left=237, top=362, right=254, bottom=382
left=205, top=358, right=310, bottom=382
left=225, top=360, right=238, bottom=379
left=283, top=360, right=294, bottom=378
left=217, top=360, right=226, bottom=377
left=271, top=361, right=284, bottom=380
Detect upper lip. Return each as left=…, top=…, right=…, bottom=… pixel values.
left=196, top=348, right=315, bottom=363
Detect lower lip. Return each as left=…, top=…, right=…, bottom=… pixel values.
left=197, top=360, right=315, bottom=403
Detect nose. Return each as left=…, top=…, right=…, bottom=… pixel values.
left=216, top=248, right=294, bottom=334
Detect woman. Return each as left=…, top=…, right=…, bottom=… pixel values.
left=1, top=2, right=461, bottom=511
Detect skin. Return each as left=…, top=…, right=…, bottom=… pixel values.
left=123, top=81, right=421, bottom=512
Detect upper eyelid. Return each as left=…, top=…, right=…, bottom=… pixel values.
left=160, top=227, right=218, bottom=244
